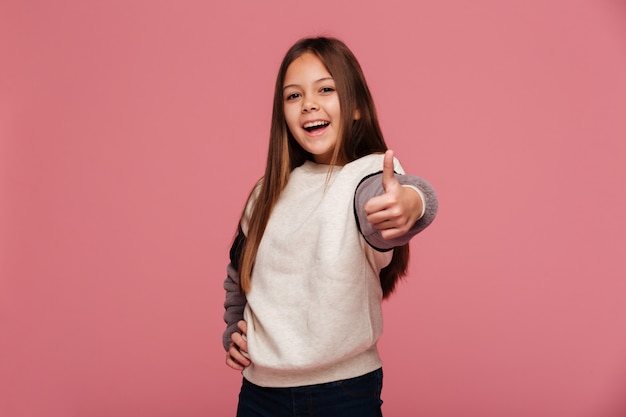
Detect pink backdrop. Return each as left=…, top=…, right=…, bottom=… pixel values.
left=2, top=1, right=626, bottom=416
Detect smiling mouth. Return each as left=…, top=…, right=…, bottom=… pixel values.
left=303, top=121, right=330, bottom=132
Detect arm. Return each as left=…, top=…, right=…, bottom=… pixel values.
left=222, top=262, right=246, bottom=350
left=223, top=227, right=251, bottom=370
left=354, top=151, right=438, bottom=251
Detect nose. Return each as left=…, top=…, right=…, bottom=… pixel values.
left=302, top=101, right=318, bottom=113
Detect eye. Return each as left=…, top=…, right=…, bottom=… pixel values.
left=320, top=87, right=335, bottom=94
left=285, top=92, right=300, bottom=101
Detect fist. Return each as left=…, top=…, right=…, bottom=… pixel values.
left=364, top=150, right=423, bottom=240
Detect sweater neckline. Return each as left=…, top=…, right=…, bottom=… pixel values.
left=299, top=160, right=344, bottom=174
left=298, top=154, right=381, bottom=174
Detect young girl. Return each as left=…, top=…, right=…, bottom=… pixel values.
left=222, top=37, right=437, bottom=417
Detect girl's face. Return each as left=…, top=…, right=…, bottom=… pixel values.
left=282, top=52, right=343, bottom=165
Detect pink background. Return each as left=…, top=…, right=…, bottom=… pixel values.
left=2, top=1, right=626, bottom=416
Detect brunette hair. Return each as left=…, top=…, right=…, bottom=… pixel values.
left=238, top=36, right=409, bottom=298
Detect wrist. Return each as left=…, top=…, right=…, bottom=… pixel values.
left=401, top=184, right=425, bottom=220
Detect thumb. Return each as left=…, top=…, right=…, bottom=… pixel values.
left=382, top=150, right=398, bottom=191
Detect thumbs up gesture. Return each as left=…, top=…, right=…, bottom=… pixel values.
left=364, top=150, right=424, bottom=240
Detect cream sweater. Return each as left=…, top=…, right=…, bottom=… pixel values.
left=223, top=154, right=437, bottom=387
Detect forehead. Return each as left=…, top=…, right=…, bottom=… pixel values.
left=283, top=52, right=333, bottom=87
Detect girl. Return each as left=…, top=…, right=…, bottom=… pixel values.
left=222, top=37, right=437, bottom=417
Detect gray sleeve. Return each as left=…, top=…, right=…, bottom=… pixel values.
left=222, top=227, right=247, bottom=351
left=222, top=262, right=246, bottom=351
left=354, top=172, right=438, bottom=251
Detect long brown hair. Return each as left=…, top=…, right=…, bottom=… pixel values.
left=238, top=37, right=409, bottom=298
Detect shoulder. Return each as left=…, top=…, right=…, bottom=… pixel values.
left=344, top=153, right=406, bottom=177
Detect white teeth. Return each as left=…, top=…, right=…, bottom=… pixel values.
left=303, top=121, right=329, bottom=128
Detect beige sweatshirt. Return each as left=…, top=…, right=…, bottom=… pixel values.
left=224, top=154, right=438, bottom=387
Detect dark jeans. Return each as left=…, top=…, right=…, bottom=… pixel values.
left=236, top=368, right=384, bottom=417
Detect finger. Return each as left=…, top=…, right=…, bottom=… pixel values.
left=228, top=342, right=251, bottom=366
left=229, top=345, right=250, bottom=366
left=237, top=320, right=247, bottom=336
left=225, top=351, right=246, bottom=370
left=226, top=352, right=243, bottom=370
left=380, top=227, right=405, bottom=240
left=366, top=195, right=402, bottom=222
left=364, top=190, right=398, bottom=214
left=382, top=150, right=398, bottom=192
left=231, top=331, right=249, bottom=355
left=366, top=212, right=402, bottom=229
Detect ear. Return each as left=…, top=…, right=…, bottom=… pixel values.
left=353, top=108, right=361, bottom=120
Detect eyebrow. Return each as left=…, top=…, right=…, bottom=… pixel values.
left=283, top=77, right=334, bottom=91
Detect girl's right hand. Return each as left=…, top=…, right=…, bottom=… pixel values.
left=226, top=320, right=251, bottom=371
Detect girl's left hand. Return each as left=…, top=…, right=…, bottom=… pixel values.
left=364, top=150, right=424, bottom=240
left=226, top=320, right=251, bottom=371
